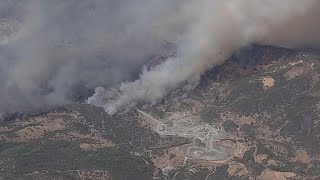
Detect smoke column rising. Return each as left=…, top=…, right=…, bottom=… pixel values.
left=88, top=0, right=320, bottom=114
left=0, top=0, right=319, bottom=116
left=0, top=0, right=192, bottom=115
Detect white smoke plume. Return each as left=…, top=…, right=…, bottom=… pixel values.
left=0, top=0, right=319, bottom=116
left=87, top=0, right=320, bottom=114
left=0, top=0, right=191, bottom=115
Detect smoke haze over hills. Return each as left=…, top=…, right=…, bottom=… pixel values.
left=89, top=0, right=320, bottom=114
left=0, top=0, right=319, bottom=115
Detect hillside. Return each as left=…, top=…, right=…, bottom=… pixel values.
left=1, top=46, right=320, bottom=179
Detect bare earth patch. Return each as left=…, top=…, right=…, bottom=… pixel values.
left=0, top=111, right=114, bottom=151
left=258, top=170, right=298, bottom=180
left=79, top=170, right=112, bottom=180
left=267, top=159, right=279, bottom=166
left=285, top=66, right=305, bottom=80
left=227, top=162, right=249, bottom=177
left=152, top=149, right=186, bottom=169
left=262, top=77, right=275, bottom=90
left=238, top=115, right=257, bottom=126
left=294, top=149, right=311, bottom=164
left=0, top=117, right=67, bottom=143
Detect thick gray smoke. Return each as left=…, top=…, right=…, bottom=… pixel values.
left=88, top=0, right=320, bottom=114
left=1, top=0, right=320, bottom=116
left=0, top=0, right=192, bottom=115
